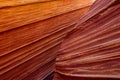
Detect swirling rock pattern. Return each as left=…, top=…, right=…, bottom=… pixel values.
left=56, top=0, right=120, bottom=79
left=0, top=0, right=92, bottom=80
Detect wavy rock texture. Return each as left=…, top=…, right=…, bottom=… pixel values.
left=0, top=0, right=93, bottom=32
left=0, top=0, right=56, bottom=8
left=0, top=0, right=93, bottom=80
left=55, top=0, right=120, bottom=80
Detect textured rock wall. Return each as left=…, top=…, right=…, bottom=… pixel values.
left=55, top=0, right=120, bottom=80
left=0, top=0, right=93, bottom=80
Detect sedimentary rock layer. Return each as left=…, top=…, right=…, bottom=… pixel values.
left=0, top=0, right=93, bottom=32
left=55, top=0, right=120, bottom=79
left=0, top=0, right=92, bottom=79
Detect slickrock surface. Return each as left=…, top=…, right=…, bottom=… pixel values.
left=0, top=0, right=93, bottom=80
left=0, top=0, right=93, bottom=32
left=55, top=0, right=120, bottom=80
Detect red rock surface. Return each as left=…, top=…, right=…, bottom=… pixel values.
left=0, top=0, right=92, bottom=80
left=55, top=0, right=120, bottom=80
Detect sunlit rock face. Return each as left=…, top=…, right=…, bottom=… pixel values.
left=55, top=0, right=120, bottom=80
left=0, top=0, right=93, bottom=80
left=0, top=0, right=119, bottom=80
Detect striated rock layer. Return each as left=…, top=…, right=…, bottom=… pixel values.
left=55, top=0, right=120, bottom=80
left=0, top=0, right=93, bottom=80
left=0, top=0, right=93, bottom=32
